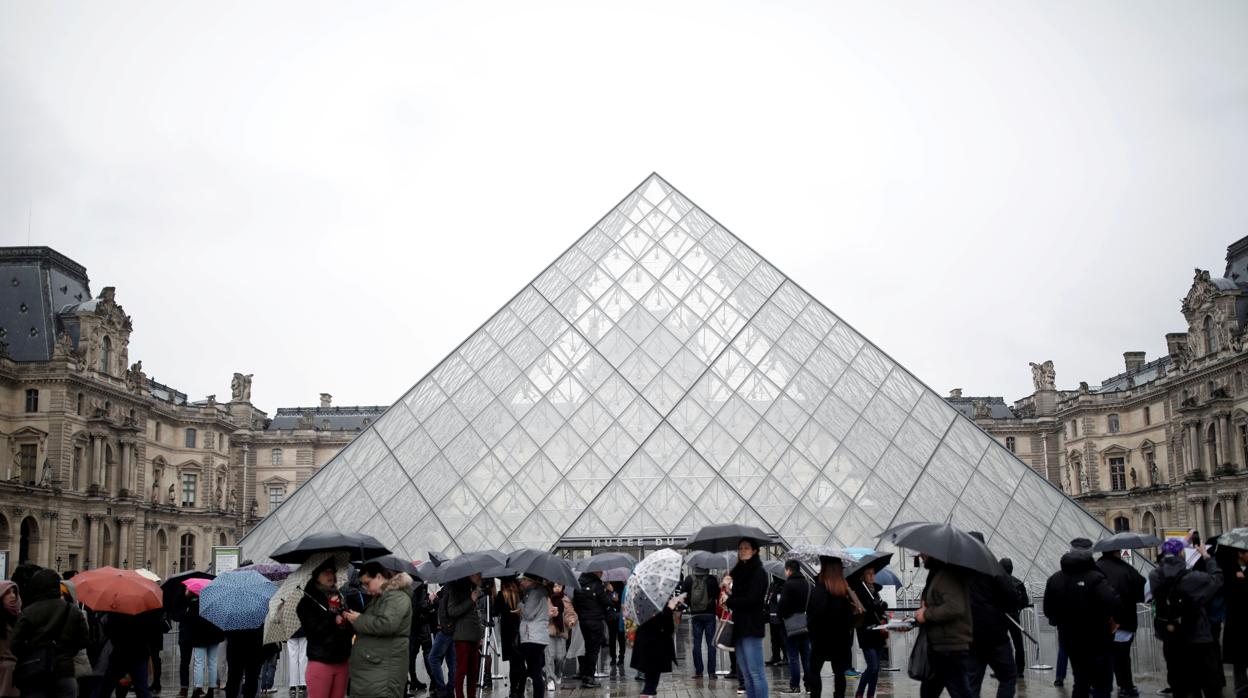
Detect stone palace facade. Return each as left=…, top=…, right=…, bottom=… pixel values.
left=0, top=247, right=383, bottom=577
left=952, top=235, right=1248, bottom=543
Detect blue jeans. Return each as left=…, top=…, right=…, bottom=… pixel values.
left=858, top=648, right=880, bottom=697
left=192, top=644, right=220, bottom=689
left=261, top=655, right=278, bottom=690
left=691, top=615, right=716, bottom=676
left=785, top=633, right=811, bottom=690
left=736, top=636, right=768, bottom=698
left=428, top=630, right=456, bottom=692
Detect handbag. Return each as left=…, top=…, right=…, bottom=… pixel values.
left=907, top=627, right=935, bottom=681
left=782, top=582, right=811, bottom=637
left=713, top=617, right=735, bottom=651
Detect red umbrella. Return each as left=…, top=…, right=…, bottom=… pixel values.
left=73, top=567, right=163, bottom=615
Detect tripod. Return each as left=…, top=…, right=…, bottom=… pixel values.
left=478, top=587, right=495, bottom=690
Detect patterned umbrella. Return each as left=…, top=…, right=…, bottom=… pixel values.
left=265, top=551, right=349, bottom=644
left=200, top=570, right=277, bottom=631
left=621, top=548, right=683, bottom=634
left=1217, top=528, right=1248, bottom=551
left=239, top=562, right=294, bottom=582
left=784, top=544, right=856, bottom=568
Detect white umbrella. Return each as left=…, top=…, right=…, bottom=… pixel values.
left=264, top=551, right=349, bottom=644
left=621, top=548, right=683, bottom=635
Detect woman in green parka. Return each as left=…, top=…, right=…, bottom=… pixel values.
left=341, top=562, right=414, bottom=698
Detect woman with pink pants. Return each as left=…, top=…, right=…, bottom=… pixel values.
left=296, top=560, right=355, bottom=698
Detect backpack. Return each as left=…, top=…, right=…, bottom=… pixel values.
left=1154, top=570, right=1197, bottom=640
left=689, top=575, right=710, bottom=614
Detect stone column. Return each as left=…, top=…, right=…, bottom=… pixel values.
left=118, top=518, right=132, bottom=567
left=1215, top=415, right=1229, bottom=470
left=1223, top=495, right=1239, bottom=529
left=1189, top=422, right=1203, bottom=474
left=83, top=515, right=95, bottom=569
left=39, top=511, right=55, bottom=567
left=1192, top=496, right=1209, bottom=536
left=90, top=434, right=103, bottom=489
left=119, top=443, right=131, bottom=495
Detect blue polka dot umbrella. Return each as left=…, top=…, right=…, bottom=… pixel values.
left=200, top=569, right=277, bottom=631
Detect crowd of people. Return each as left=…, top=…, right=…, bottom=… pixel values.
left=0, top=527, right=1244, bottom=698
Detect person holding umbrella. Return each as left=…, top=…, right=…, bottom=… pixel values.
left=92, top=608, right=166, bottom=698
left=630, top=595, right=680, bottom=698
left=341, top=561, right=414, bottom=698
left=571, top=569, right=610, bottom=689
left=295, top=558, right=354, bottom=698
left=184, top=580, right=226, bottom=698
left=805, top=557, right=857, bottom=698
left=850, top=565, right=888, bottom=698
left=494, top=577, right=523, bottom=698
left=544, top=583, right=577, bottom=692
left=725, top=538, right=770, bottom=698
left=10, top=568, right=88, bottom=698
left=514, top=576, right=552, bottom=698
left=445, top=574, right=483, bottom=698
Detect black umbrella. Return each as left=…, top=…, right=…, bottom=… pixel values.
left=429, top=552, right=506, bottom=584
left=685, top=523, right=773, bottom=552
left=685, top=551, right=737, bottom=570
left=270, top=531, right=391, bottom=564
left=506, top=549, right=579, bottom=590
left=878, top=522, right=1003, bottom=576
left=429, top=551, right=449, bottom=565
left=160, top=571, right=215, bottom=619
left=363, top=555, right=421, bottom=578
left=847, top=551, right=894, bottom=580
left=574, top=552, right=638, bottom=574
left=1091, top=532, right=1163, bottom=553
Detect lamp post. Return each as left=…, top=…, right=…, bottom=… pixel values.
left=55, top=556, right=62, bottom=572
left=123, top=558, right=128, bottom=569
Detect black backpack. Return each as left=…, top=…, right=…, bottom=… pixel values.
left=1154, top=570, right=1197, bottom=640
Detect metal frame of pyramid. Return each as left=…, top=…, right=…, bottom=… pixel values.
left=240, top=173, right=1113, bottom=586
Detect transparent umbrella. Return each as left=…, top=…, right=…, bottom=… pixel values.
left=621, top=548, right=683, bottom=634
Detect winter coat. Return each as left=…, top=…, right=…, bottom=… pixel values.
left=605, top=585, right=621, bottom=625
left=1223, top=560, right=1248, bottom=665
left=630, top=608, right=676, bottom=675
left=184, top=595, right=225, bottom=647
left=777, top=575, right=811, bottom=622
left=102, top=610, right=164, bottom=664
left=495, top=589, right=522, bottom=661
left=409, top=582, right=435, bottom=646
left=968, top=570, right=1019, bottom=651
left=548, top=593, right=578, bottom=639
left=349, top=573, right=414, bottom=698
left=10, top=569, right=88, bottom=683
left=725, top=556, right=769, bottom=638
left=1148, top=554, right=1223, bottom=645
left=1097, top=555, right=1146, bottom=633
left=767, top=578, right=785, bottom=623
left=0, top=581, right=18, bottom=697
left=807, top=581, right=855, bottom=666
left=853, top=579, right=889, bottom=650
left=1044, top=551, right=1120, bottom=652
left=518, top=586, right=552, bottom=647
left=681, top=574, right=719, bottom=617
left=297, top=584, right=355, bottom=665
left=921, top=563, right=973, bottom=653
left=1006, top=574, right=1030, bottom=618
left=447, top=582, right=482, bottom=643
left=572, top=574, right=610, bottom=624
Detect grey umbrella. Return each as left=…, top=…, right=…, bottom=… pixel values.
left=763, top=560, right=787, bottom=580
left=685, top=523, right=773, bottom=552
left=430, top=552, right=507, bottom=583
left=506, top=549, right=579, bottom=590
left=270, top=531, right=391, bottom=564
left=574, top=552, right=638, bottom=574
left=784, top=544, right=856, bottom=568
left=879, top=521, right=1004, bottom=576
left=364, top=555, right=422, bottom=578
left=685, top=550, right=737, bottom=570
left=1091, top=532, right=1163, bottom=553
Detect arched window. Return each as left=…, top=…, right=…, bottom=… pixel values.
left=271, top=448, right=283, bottom=466
left=1005, top=437, right=1016, bottom=453
left=1113, top=516, right=1131, bottom=533
left=1107, top=414, right=1120, bottom=433
left=1205, top=315, right=1217, bottom=354
left=179, top=533, right=196, bottom=572
left=99, top=336, right=112, bottom=374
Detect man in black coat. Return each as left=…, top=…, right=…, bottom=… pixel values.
left=1223, top=544, right=1248, bottom=695
left=767, top=576, right=788, bottom=666
left=777, top=560, right=811, bottom=694
left=408, top=578, right=433, bottom=694
left=1097, top=549, right=1146, bottom=697
left=572, top=570, right=611, bottom=688
left=1000, top=558, right=1031, bottom=674
left=1043, top=538, right=1120, bottom=698
left=966, top=533, right=1020, bottom=698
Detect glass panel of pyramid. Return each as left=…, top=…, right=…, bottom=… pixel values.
left=241, top=173, right=1113, bottom=586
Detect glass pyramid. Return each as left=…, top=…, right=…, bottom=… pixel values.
left=240, top=174, right=1111, bottom=586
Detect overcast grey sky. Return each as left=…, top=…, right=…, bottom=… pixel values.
left=2, top=2, right=1246, bottom=415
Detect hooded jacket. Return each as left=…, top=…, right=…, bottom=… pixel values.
left=572, top=573, right=611, bottom=624
left=349, top=572, right=414, bottom=698
left=921, top=562, right=973, bottom=652
left=446, top=580, right=483, bottom=643
left=1148, top=554, right=1223, bottom=644
left=517, top=585, right=552, bottom=647
left=968, top=569, right=1020, bottom=652
left=9, top=569, right=88, bottom=682
left=1097, top=554, right=1146, bottom=633
left=853, top=578, right=889, bottom=650
left=0, top=580, right=20, bottom=697
left=1043, top=551, right=1120, bottom=651
left=725, top=556, right=769, bottom=638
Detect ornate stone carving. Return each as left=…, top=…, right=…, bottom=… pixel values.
left=231, top=373, right=253, bottom=403
left=125, top=360, right=147, bottom=393
left=1030, top=360, right=1056, bottom=391
left=167, top=483, right=176, bottom=505
left=1182, top=269, right=1218, bottom=316
left=972, top=399, right=992, bottom=419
